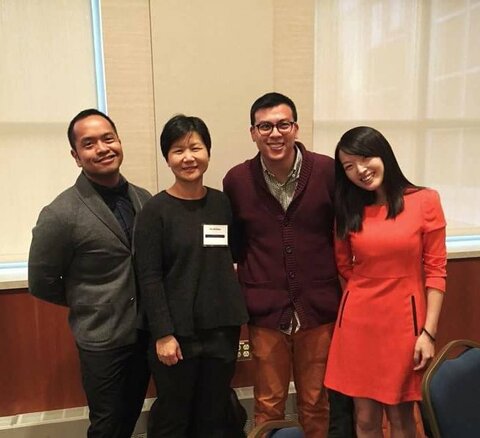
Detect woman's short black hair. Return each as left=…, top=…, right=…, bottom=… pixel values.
left=334, top=126, right=417, bottom=238
left=160, top=114, right=211, bottom=160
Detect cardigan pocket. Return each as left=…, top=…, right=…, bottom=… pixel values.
left=307, top=276, right=342, bottom=321
left=243, top=280, right=273, bottom=288
left=242, top=281, right=282, bottom=316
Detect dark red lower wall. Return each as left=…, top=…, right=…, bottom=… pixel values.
left=1, top=257, right=479, bottom=416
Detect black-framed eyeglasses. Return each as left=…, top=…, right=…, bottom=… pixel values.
left=254, top=121, right=296, bottom=136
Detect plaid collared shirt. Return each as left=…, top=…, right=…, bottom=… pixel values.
left=261, top=146, right=303, bottom=334
left=260, top=146, right=303, bottom=212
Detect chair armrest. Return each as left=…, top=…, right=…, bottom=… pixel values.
left=248, top=419, right=303, bottom=438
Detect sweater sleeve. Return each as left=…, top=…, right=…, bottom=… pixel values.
left=334, top=234, right=354, bottom=281
left=421, top=189, right=447, bottom=292
left=223, top=171, right=244, bottom=263
left=134, top=198, right=174, bottom=339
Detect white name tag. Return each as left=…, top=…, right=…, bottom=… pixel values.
left=203, top=224, right=228, bottom=247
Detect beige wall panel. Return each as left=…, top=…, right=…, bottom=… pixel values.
left=274, top=0, right=315, bottom=149
left=0, top=0, right=96, bottom=262
left=101, top=0, right=157, bottom=193
left=150, top=0, right=274, bottom=190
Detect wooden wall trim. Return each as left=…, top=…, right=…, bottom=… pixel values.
left=2, top=258, right=479, bottom=416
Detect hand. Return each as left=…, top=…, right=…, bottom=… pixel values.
left=155, top=335, right=183, bottom=366
left=413, top=332, right=435, bottom=371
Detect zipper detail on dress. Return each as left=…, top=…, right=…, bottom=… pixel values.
left=411, top=295, right=418, bottom=336
left=338, top=291, right=350, bottom=328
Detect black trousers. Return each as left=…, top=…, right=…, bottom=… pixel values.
left=77, top=330, right=150, bottom=438
left=148, top=328, right=239, bottom=438
left=328, top=389, right=356, bottom=438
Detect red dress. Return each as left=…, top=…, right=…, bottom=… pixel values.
left=324, top=189, right=447, bottom=404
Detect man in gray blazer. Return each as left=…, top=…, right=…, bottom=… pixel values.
left=29, top=109, right=151, bottom=438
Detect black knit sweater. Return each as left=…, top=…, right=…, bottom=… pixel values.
left=134, top=188, right=248, bottom=340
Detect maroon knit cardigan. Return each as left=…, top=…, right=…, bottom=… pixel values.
left=223, top=142, right=341, bottom=330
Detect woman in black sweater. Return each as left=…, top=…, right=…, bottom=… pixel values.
left=134, top=115, right=248, bottom=438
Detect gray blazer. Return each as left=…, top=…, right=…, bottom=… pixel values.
left=28, top=173, right=151, bottom=351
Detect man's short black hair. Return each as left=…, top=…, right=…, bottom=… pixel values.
left=250, top=92, right=298, bottom=126
left=67, top=108, right=118, bottom=150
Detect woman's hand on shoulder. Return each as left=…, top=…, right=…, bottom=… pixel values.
left=413, top=332, right=435, bottom=371
left=156, top=335, right=183, bottom=366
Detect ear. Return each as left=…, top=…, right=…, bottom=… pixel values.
left=70, top=149, right=82, bottom=168
left=250, top=126, right=256, bottom=142
left=294, top=123, right=299, bottom=139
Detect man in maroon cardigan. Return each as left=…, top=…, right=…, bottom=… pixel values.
left=223, top=92, right=343, bottom=437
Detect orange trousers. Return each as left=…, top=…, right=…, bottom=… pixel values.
left=249, top=323, right=334, bottom=438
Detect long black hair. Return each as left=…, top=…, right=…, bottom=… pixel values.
left=335, top=126, right=417, bottom=239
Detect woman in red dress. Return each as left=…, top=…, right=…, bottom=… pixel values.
left=324, top=126, right=447, bottom=437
